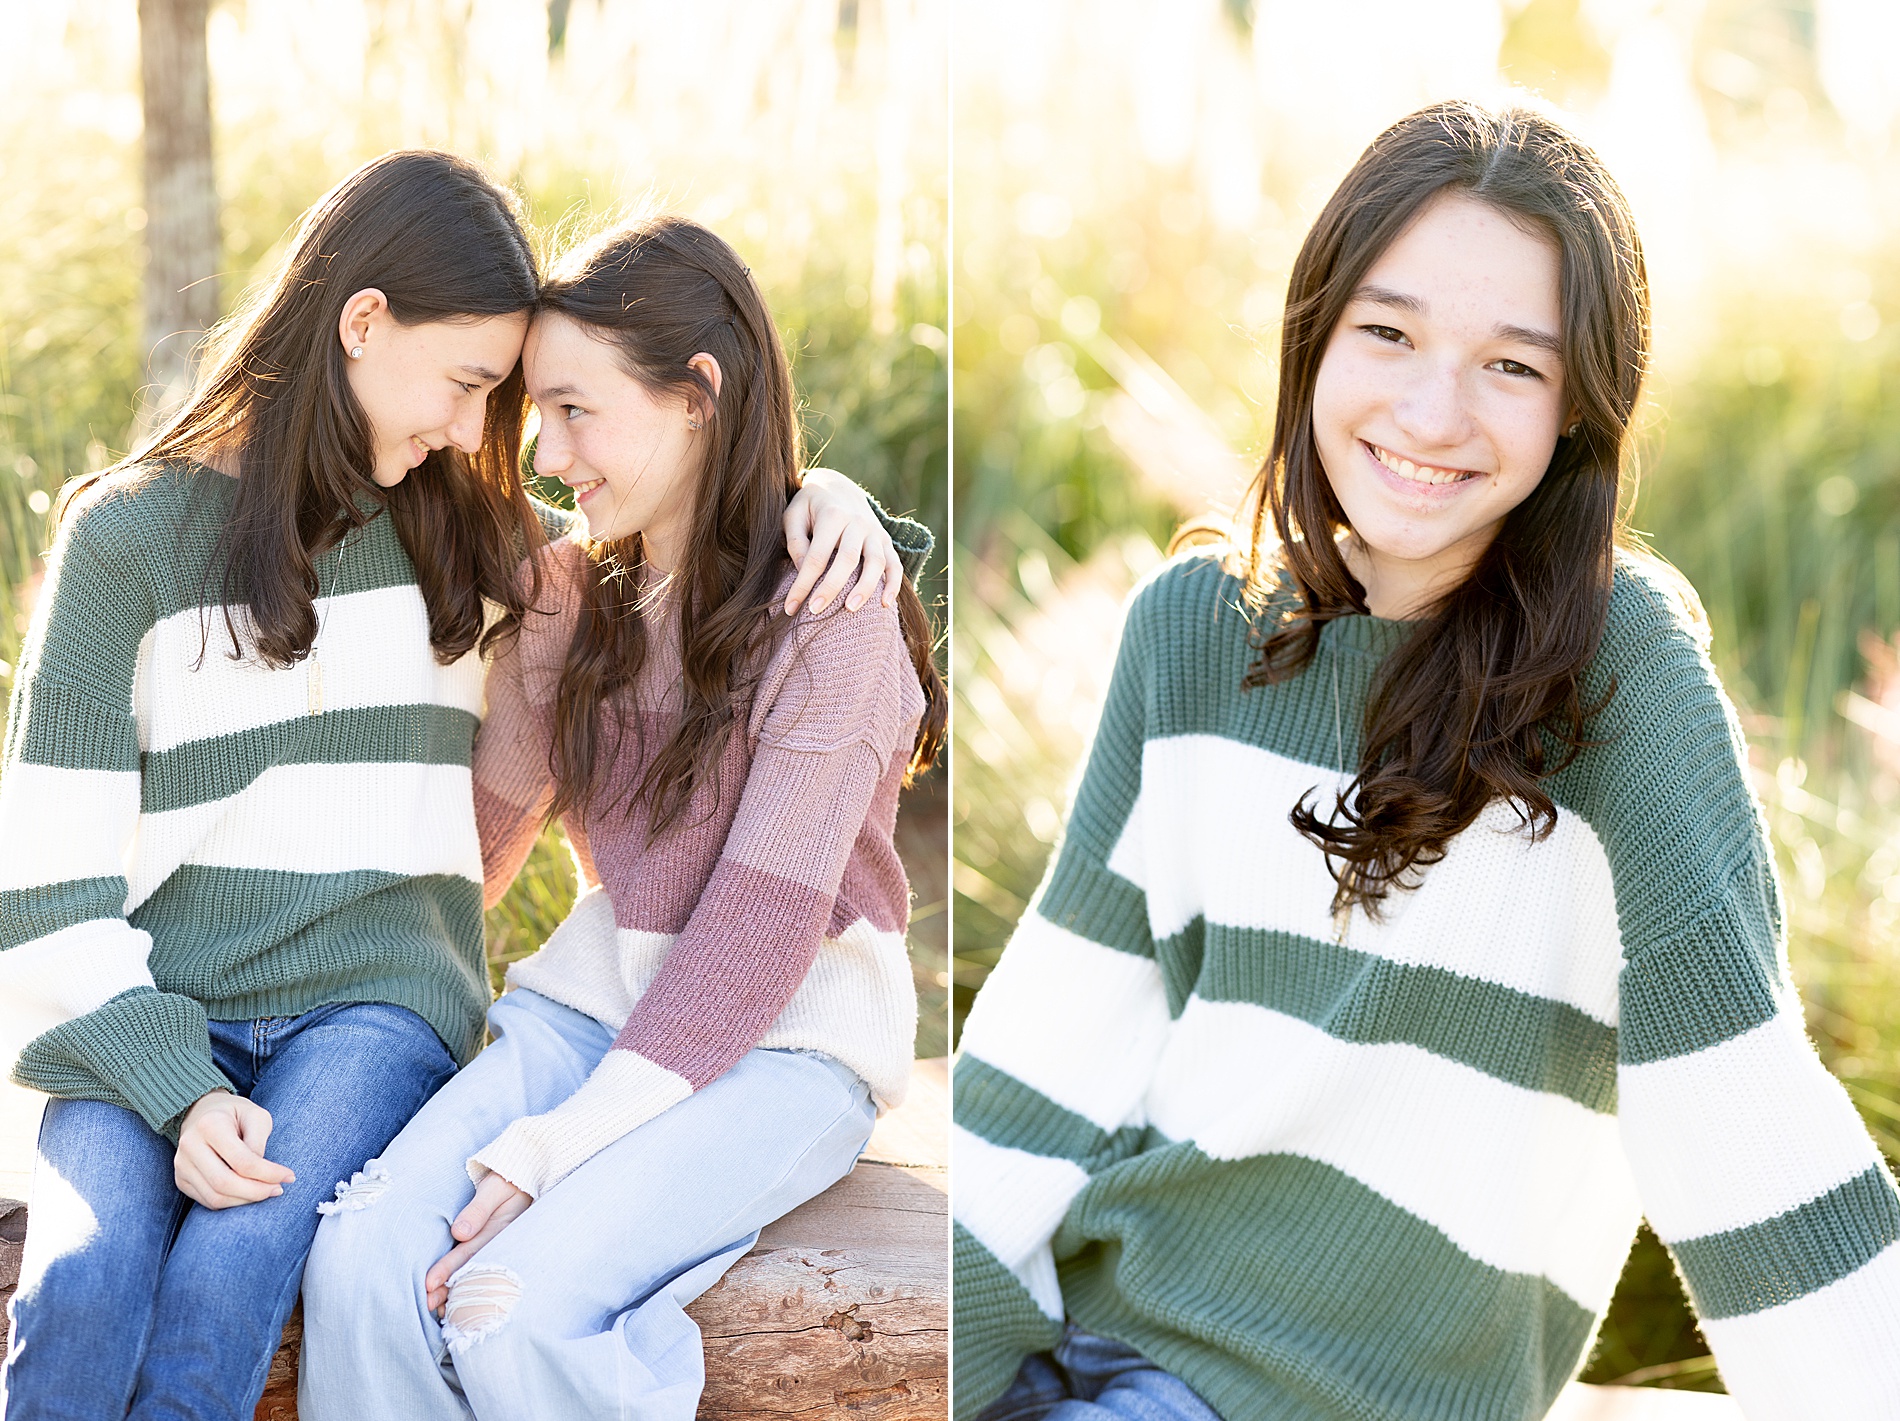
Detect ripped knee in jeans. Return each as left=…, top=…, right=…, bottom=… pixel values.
left=440, top=1265, right=522, bottom=1352
left=315, top=1166, right=392, bottom=1215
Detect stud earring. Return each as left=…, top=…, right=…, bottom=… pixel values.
left=350, top=346, right=364, bottom=359
left=1564, top=421, right=1581, bottom=437
left=687, top=416, right=701, bottom=431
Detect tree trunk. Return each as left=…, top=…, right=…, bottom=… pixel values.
left=138, top=0, right=219, bottom=436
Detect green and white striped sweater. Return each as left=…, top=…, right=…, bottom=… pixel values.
left=0, top=461, right=566, bottom=1137
left=953, top=550, right=1900, bottom=1421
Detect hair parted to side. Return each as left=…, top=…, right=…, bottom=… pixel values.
left=1237, top=99, right=1650, bottom=918
left=66, top=149, right=546, bottom=668
left=530, top=214, right=945, bottom=836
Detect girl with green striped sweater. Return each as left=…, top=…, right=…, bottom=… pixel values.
left=953, top=102, right=1900, bottom=1420
left=0, top=150, right=910, bottom=1420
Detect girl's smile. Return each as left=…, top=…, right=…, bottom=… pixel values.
left=1363, top=439, right=1481, bottom=488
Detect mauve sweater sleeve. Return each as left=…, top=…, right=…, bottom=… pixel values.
left=466, top=597, right=918, bottom=1197
left=473, top=577, right=563, bottom=912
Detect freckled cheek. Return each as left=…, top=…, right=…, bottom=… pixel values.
left=1496, top=409, right=1564, bottom=486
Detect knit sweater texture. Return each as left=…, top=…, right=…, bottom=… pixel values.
left=0, top=461, right=562, bottom=1136
left=0, top=459, right=930, bottom=1143
left=953, top=549, right=1900, bottom=1421
left=467, top=536, right=925, bottom=1198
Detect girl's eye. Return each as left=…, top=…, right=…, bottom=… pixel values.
left=1490, top=358, right=1544, bottom=380
left=563, top=405, right=583, bottom=421
left=1362, top=324, right=1410, bottom=346
left=458, top=381, right=481, bottom=394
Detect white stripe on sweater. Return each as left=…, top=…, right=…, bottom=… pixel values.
left=128, top=762, right=482, bottom=907
left=958, top=909, right=1172, bottom=1134
left=0, top=765, right=138, bottom=892
left=1123, top=735, right=1623, bottom=1026
left=507, top=887, right=917, bottom=1113
left=1146, top=994, right=1643, bottom=1312
left=1620, top=1008, right=1886, bottom=1242
left=1699, top=1239, right=1900, bottom=1417
left=134, top=585, right=484, bottom=753
left=0, top=919, right=155, bottom=1069
left=952, top=1123, right=1088, bottom=1320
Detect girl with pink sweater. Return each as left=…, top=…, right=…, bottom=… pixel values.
left=298, top=213, right=943, bottom=1420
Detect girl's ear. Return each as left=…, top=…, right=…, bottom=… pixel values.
left=337, top=288, right=391, bottom=358
left=686, top=352, right=723, bottom=423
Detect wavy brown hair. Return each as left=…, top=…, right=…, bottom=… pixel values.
left=531, top=215, right=945, bottom=834
left=64, top=149, right=545, bottom=667
left=1239, top=101, right=1650, bottom=917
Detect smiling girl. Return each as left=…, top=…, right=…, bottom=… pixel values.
left=0, top=152, right=911, bottom=1420
left=952, top=102, right=1900, bottom=1421
left=297, top=213, right=944, bottom=1420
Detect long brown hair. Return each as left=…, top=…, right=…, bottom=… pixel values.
left=532, top=215, right=945, bottom=834
left=66, top=149, right=545, bottom=667
left=1240, top=101, right=1650, bottom=916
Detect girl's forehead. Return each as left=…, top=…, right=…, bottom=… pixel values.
left=1360, top=193, right=1563, bottom=329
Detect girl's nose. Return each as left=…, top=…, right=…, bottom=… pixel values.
left=446, top=404, right=486, bottom=455
left=533, top=424, right=570, bottom=476
left=1392, top=361, right=1474, bottom=452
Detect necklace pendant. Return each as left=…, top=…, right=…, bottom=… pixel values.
left=307, top=657, right=323, bottom=716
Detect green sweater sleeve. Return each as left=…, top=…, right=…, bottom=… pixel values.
left=866, top=493, right=934, bottom=584
left=1579, top=562, right=1900, bottom=1411
left=952, top=574, right=1169, bottom=1420
left=0, top=479, right=232, bottom=1138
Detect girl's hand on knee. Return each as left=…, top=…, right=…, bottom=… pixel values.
left=783, top=468, right=902, bottom=617
left=173, top=1090, right=296, bottom=1209
left=426, top=1173, right=532, bottom=1314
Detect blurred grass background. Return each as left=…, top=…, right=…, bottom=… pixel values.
left=0, top=0, right=948, bottom=1057
left=954, top=0, right=1900, bottom=1391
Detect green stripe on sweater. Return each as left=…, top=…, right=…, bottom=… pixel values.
left=1674, top=1163, right=1900, bottom=1319
left=14, top=679, right=140, bottom=771
left=1615, top=870, right=1784, bottom=1065
left=0, top=877, right=128, bottom=948
left=1056, top=1145, right=1592, bottom=1421
left=956, top=1054, right=1147, bottom=1166
left=1186, top=920, right=1619, bottom=1111
left=1037, top=857, right=1154, bottom=963
left=953, top=1222, right=1063, bottom=1421
left=130, top=866, right=486, bottom=1064
left=139, top=704, right=477, bottom=812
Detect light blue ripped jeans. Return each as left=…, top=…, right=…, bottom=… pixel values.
left=297, top=987, right=876, bottom=1421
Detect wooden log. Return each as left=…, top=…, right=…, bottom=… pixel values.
left=0, top=1197, right=25, bottom=1358
left=688, top=1059, right=947, bottom=1420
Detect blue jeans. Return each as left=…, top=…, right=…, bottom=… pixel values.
left=299, top=988, right=877, bottom=1421
left=979, top=1326, right=1225, bottom=1421
left=1, top=1001, right=456, bottom=1421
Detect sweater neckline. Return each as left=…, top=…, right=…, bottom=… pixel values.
left=1320, top=611, right=1419, bottom=657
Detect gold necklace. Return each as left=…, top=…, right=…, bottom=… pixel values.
left=307, top=529, right=353, bottom=716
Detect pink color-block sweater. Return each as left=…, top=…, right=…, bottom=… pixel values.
left=467, top=537, right=925, bottom=1198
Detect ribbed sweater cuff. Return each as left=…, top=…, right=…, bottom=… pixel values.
left=11, top=987, right=231, bottom=1139
left=468, top=1049, right=693, bottom=1198
left=868, top=495, right=934, bottom=582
